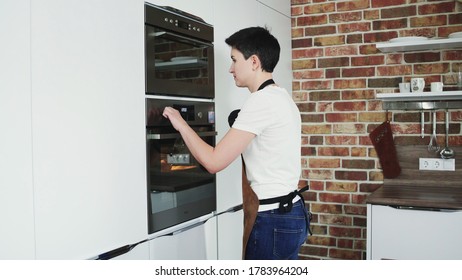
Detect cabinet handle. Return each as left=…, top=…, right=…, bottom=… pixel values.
left=147, top=131, right=216, bottom=140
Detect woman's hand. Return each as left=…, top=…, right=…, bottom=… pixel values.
left=162, top=106, right=188, bottom=131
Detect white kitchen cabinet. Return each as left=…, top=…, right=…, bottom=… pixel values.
left=7, top=0, right=147, bottom=259
left=0, top=0, right=35, bottom=259
left=149, top=215, right=218, bottom=260
left=367, top=204, right=462, bottom=260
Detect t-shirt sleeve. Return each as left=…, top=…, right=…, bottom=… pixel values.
left=232, top=93, right=273, bottom=136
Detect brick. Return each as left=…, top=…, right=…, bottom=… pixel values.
left=302, top=124, right=331, bottom=134
left=325, top=135, right=358, bottom=145
left=303, top=3, right=335, bottom=14
left=329, top=226, right=362, bottom=238
left=351, top=147, right=367, bottom=157
left=364, top=31, right=397, bottom=43
left=335, top=170, right=367, bottom=181
left=344, top=205, right=367, bottom=216
left=373, top=19, right=407, bottom=30
left=414, top=63, right=450, bottom=75
left=301, top=80, right=332, bottom=90
left=411, top=15, right=447, bottom=27
left=377, top=65, right=412, bottom=76
left=419, top=2, right=455, bottom=15
left=296, top=14, right=328, bottom=26
left=329, top=11, right=362, bottom=23
left=352, top=194, right=369, bottom=204
left=319, top=57, right=350, bottom=68
left=307, top=236, right=336, bottom=247
left=293, top=69, right=324, bottom=79
left=319, top=193, right=350, bottom=204
left=368, top=77, right=402, bottom=88
left=301, top=146, right=316, bottom=156
left=351, top=55, right=385, bottom=66
left=326, top=68, right=341, bottom=79
left=319, top=214, right=352, bottom=225
left=342, top=67, right=375, bottom=77
left=337, top=238, right=354, bottom=249
left=329, top=248, right=363, bottom=260
left=292, top=38, right=313, bottom=49
left=371, top=0, right=407, bottom=8
left=292, top=48, right=323, bottom=59
left=326, top=113, right=357, bottom=123
left=338, top=22, right=371, bottom=33
left=364, top=10, right=380, bottom=21
left=304, top=25, right=337, bottom=36
left=404, top=52, right=441, bottom=63
left=334, top=79, right=367, bottom=89
left=303, top=169, right=334, bottom=180
left=314, top=36, right=346, bottom=47
left=333, top=123, right=366, bottom=134
left=341, top=89, right=376, bottom=100
left=311, top=203, right=343, bottom=214
left=342, top=159, right=375, bottom=169
left=347, top=34, right=363, bottom=44
left=299, top=245, right=328, bottom=257
left=309, top=136, right=324, bottom=145
left=309, top=158, right=341, bottom=168
left=337, top=0, right=370, bottom=11
left=309, top=90, right=341, bottom=101
left=325, top=45, right=358, bottom=56
left=326, top=181, right=358, bottom=192
left=318, top=147, right=350, bottom=157
left=381, top=6, right=416, bottom=19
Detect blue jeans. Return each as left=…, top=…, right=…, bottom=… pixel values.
left=245, top=199, right=309, bottom=260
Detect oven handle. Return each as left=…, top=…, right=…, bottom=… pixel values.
left=147, top=131, right=217, bottom=140
left=150, top=30, right=213, bottom=47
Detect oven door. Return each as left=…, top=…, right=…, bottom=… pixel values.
left=145, top=25, right=214, bottom=98
left=146, top=97, right=216, bottom=234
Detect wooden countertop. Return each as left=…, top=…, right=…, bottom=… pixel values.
left=366, top=185, right=462, bottom=210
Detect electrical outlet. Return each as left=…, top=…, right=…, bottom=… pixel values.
left=419, top=158, right=455, bottom=171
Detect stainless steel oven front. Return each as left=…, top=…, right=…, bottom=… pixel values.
left=145, top=4, right=214, bottom=99
left=146, top=98, right=216, bottom=233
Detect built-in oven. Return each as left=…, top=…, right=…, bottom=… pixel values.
left=146, top=98, right=216, bottom=233
left=145, top=3, right=214, bottom=99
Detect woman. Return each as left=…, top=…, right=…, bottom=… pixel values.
left=163, top=26, right=309, bottom=260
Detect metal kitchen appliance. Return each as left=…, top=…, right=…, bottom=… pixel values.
left=146, top=98, right=216, bottom=233
left=145, top=3, right=214, bottom=99
left=145, top=3, right=216, bottom=234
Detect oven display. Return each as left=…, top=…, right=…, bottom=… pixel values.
left=173, top=104, right=195, bottom=121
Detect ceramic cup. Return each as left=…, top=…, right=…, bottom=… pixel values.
left=431, top=82, right=443, bottom=92
left=411, top=78, right=425, bottom=92
left=399, top=82, right=411, bottom=93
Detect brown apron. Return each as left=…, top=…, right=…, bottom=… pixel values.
left=240, top=159, right=259, bottom=259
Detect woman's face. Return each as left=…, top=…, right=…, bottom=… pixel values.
left=229, top=48, right=254, bottom=89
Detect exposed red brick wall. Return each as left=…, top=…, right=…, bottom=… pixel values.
left=291, top=0, right=462, bottom=260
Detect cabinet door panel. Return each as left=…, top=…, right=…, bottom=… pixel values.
left=31, top=0, right=147, bottom=259
left=370, top=205, right=462, bottom=260
left=0, top=0, right=35, bottom=259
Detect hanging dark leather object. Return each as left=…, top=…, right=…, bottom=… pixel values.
left=369, top=120, right=401, bottom=179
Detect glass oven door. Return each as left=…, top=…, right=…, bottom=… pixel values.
left=145, top=25, right=214, bottom=98
left=146, top=98, right=216, bottom=234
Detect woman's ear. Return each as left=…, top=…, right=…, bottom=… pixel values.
left=250, top=54, right=260, bottom=71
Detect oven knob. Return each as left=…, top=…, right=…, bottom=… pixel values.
left=197, top=112, right=203, bottom=119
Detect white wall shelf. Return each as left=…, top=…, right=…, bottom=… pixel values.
left=376, top=38, right=462, bottom=52
left=377, top=91, right=462, bottom=110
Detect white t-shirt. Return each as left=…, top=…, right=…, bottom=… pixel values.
left=232, top=85, right=301, bottom=211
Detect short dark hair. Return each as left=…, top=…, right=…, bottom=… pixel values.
left=225, top=26, right=280, bottom=73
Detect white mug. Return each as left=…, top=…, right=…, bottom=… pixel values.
left=431, top=82, right=443, bottom=92
left=399, top=82, right=411, bottom=93
left=411, top=78, right=425, bottom=92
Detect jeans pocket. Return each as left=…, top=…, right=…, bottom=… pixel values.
left=273, top=227, right=305, bottom=259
